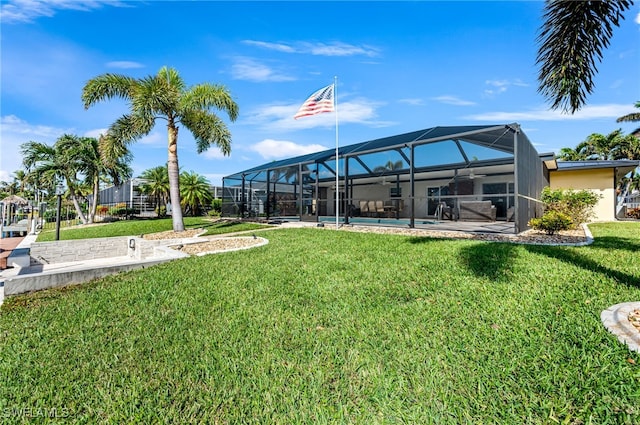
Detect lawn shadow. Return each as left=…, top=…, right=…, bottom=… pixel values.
left=407, top=236, right=520, bottom=281
left=588, top=236, right=640, bottom=253
left=524, top=243, right=640, bottom=289
left=458, top=242, right=520, bottom=281
left=406, top=236, right=458, bottom=245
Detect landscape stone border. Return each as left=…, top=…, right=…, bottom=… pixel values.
left=601, top=302, right=640, bottom=353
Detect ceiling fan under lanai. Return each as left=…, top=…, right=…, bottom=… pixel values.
left=459, top=168, right=486, bottom=180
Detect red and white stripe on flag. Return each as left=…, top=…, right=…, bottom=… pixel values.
left=294, top=84, right=335, bottom=119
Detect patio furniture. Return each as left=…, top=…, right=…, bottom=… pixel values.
left=435, top=202, right=453, bottom=220
left=458, top=201, right=496, bottom=221
left=375, top=200, right=385, bottom=217
left=384, top=199, right=404, bottom=217
left=359, top=200, right=369, bottom=217
left=2, top=219, right=29, bottom=237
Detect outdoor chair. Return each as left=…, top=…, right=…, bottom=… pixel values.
left=375, top=200, right=385, bottom=217
left=368, top=200, right=377, bottom=217
left=359, top=200, right=369, bottom=217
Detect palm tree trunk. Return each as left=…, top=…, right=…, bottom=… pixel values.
left=88, top=174, right=99, bottom=224
left=167, top=122, right=185, bottom=232
left=65, top=179, right=88, bottom=224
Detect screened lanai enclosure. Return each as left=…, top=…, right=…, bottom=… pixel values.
left=222, top=124, right=549, bottom=233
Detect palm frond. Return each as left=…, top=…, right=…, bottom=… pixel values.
left=182, top=84, right=239, bottom=121
left=181, top=110, right=232, bottom=155
left=82, top=74, right=137, bottom=109
left=536, top=0, right=632, bottom=113
left=109, top=113, right=155, bottom=143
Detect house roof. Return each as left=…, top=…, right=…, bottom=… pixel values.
left=555, top=160, right=639, bottom=179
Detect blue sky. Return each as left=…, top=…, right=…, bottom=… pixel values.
left=1, top=0, right=639, bottom=186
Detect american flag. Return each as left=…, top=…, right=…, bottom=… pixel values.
left=294, top=84, right=335, bottom=119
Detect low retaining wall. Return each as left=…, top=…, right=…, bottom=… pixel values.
left=3, top=234, right=201, bottom=297
left=30, top=237, right=129, bottom=264
left=3, top=258, right=172, bottom=296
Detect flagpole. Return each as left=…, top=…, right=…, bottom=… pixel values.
left=334, top=76, right=339, bottom=230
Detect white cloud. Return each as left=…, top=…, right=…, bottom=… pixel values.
left=139, top=132, right=165, bottom=147
left=484, top=79, right=529, bottom=96
left=0, top=0, right=127, bottom=24
left=84, top=128, right=109, bottom=139
left=464, top=103, right=632, bottom=122
left=398, top=98, right=424, bottom=106
left=0, top=115, right=73, bottom=182
left=241, top=40, right=296, bottom=53
left=431, top=95, right=476, bottom=106
left=636, top=12, right=640, bottom=25
left=242, top=39, right=380, bottom=57
left=249, top=139, right=328, bottom=160
left=106, top=61, right=144, bottom=69
left=244, top=97, right=392, bottom=132
left=304, top=41, right=379, bottom=57
left=202, top=147, right=228, bottom=160
left=230, top=57, right=295, bottom=82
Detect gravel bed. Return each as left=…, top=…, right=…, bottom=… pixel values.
left=140, top=223, right=589, bottom=256
left=331, top=225, right=589, bottom=245
left=177, top=237, right=265, bottom=255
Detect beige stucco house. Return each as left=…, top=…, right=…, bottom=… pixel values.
left=547, top=160, right=639, bottom=222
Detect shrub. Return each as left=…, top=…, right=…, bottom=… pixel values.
left=528, top=211, right=573, bottom=235
left=211, top=198, right=222, bottom=213
left=97, top=205, right=109, bottom=215
left=540, top=187, right=600, bottom=228
left=155, top=205, right=167, bottom=218
left=108, top=203, right=135, bottom=217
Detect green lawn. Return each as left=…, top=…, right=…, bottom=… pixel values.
left=1, top=222, right=639, bottom=423
left=36, top=217, right=270, bottom=242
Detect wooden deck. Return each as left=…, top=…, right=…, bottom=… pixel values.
left=1, top=236, right=25, bottom=270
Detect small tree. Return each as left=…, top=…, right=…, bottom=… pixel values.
left=540, top=187, right=601, bottom=227
left=529, top=187, right=601, bottom=234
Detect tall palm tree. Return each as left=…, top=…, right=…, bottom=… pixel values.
left=179, top=171, right=213, bottom=216
left=82, top=66, right=239, bottom=232
left=536, top=0, right=633, bottom=113
left=139, top=165, right=170, bottom=214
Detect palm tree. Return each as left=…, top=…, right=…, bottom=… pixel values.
left=179, top=171, right=213, bottom=216
left=82, top=66, right=239, bottom=232
left=557, top=145, right=589, bottom=161
left=558, top=129, right=639, bottom=161
left=21, top=135, right=88, bottom=223
left=139, top=165, right=170, bottom=215
left=11, top=170, right=29, bottom=197
left=373, top=160, right=404, bottom=174
left=617, top=101, right=640, bottom=135
left=20, top=134, right=131, bottom=224
left=71, top=135, right=132, bottom=223
left=536, top=0, right=633, bottom=113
